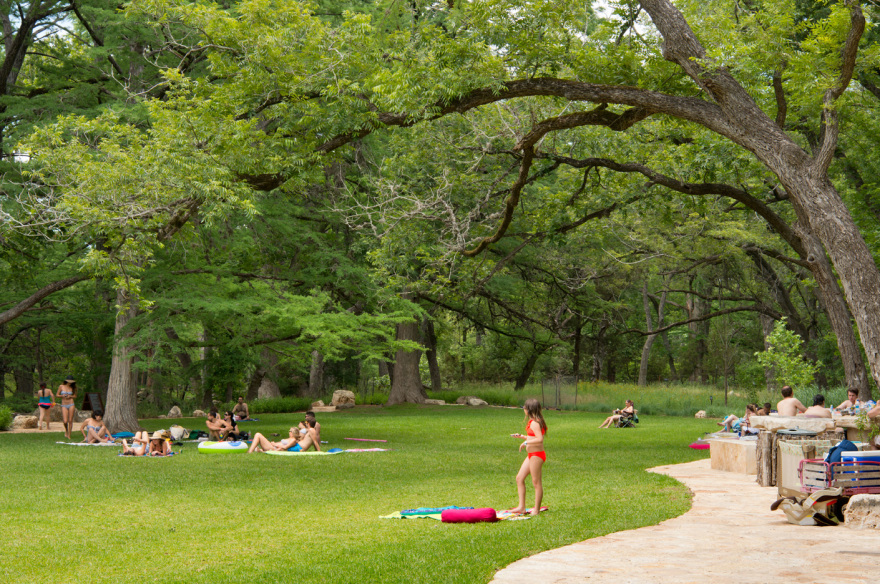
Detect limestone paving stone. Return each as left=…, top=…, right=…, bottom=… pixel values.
left=492, top=458, right=880, bottom=584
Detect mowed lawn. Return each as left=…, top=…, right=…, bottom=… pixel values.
left=1, top=406, right=716, bottom=583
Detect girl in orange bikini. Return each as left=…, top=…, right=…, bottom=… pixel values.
left=507, top=398, right=547, bottom=516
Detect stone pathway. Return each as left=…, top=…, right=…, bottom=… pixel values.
left=492, top=458, right=879, bottom=583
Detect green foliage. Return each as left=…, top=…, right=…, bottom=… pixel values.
left=755, top=318, right=820, bottom=389
left=1, top=397, right=38, bottom=414
left=238, top=397, right=315, bottom=415
left=0, top=406, right=12, bottom=430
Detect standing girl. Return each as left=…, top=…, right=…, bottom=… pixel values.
left=508, top=398, right=547, bottom=516
left=57, top=376, right=77, bottom=440
left=36, top=382, right=55, bottom=431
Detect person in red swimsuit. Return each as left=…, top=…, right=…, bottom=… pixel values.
left=507, top=398, right=547, bottom=516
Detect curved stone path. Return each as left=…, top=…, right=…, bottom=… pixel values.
left=493, top=458, right=879, bottom=583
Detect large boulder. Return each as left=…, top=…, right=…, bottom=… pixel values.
left=74, top=410, right=92, bottom=423
left=425, top=399, right=446, bottom=406
left=32, top=407, right=64, bottom=422
left=258, top=378, right=281, bottom=399
left=467, top=398, right=488, bottom=407
left=11, top=415, right=38, bottom=430
left=167, top=406, right=182, bottom=418
left=695, top=410, right=707, bottom=419
left=845, top=494, right=880, bottom=529
left=456, top=396, right=478, bottom=405
left=311, top=400, right=325, bottom=409
left=192, top=409, right=207, bottom=418
left=331, top=390, right=356, bottom=409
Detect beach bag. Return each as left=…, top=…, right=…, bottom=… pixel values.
left=170, top=425, right=188, bottom=441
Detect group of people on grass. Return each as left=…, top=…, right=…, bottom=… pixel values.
left=247, top=413, right=321, bottom=453
left=35, top=376, right=79, bottom=439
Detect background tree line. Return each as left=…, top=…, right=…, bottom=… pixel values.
left=2, top=0, right=880, bottom=429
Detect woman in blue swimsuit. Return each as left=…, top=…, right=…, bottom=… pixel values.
left=36, top=383, right=55, bottom=431
left=57, top=377, right=77, bottom=439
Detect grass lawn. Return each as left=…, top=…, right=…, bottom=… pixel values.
left=1, top=406, right=716, bottom=583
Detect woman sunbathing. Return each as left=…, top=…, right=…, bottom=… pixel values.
left=148, top=431, right=172, bottom=456
left=599, top=400, right=635, bottom=429
left=120, top=431, right=151, bottom=456
left=248, top=428, right=302, bottom=453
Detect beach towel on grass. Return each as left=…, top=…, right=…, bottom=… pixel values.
left=56, top=441, right=117, bottom=446
left=382, top=506, right=548, bottom=521
left=496, top=507, right=548, bottom=520
left=118, top=452, right=176, bottom=457
left=264, top=449, right=341, bottom=456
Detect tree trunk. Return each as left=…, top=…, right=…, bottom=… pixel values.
left=200, top=336, right=213, bottom=410
left=638, top=284, right=661, bottom=386
left=591, top=317, right=609, bottom=382
left=514, top=346, right=545, bottom=391
left=639, top=0, right=880, bottom=395
left=460, top=328, right=467, bottom=382
left=104, top=288, right=141, bottom=433
left=387, top=320, right=427, bottom=404
left=13, top=365, right=33, bottom=399
left=422, top=317, right=443, bottom=391
left=760, top=315, right=777, bottom=391
left=794, top=228, right=871, bottom=399
left=307, top=350, right=324, bottom=398
left=247, top=366, right=266, bottom=402
left=572, top=315, right=583, bottom=379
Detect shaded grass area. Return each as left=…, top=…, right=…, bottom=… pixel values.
left=2, top=407, right=716, bottom=583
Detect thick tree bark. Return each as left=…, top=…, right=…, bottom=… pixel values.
left=387, top=320, right=427, bottom=404
left=422, top=317, right=443, bottom=391
left=563, top=157, right=868, bottom=394
left=636, top=0, right=880, bottom=391
left=514, top=345, right=547, bottom=391
left=13, top=365, right=33, bottom=399
left=638, top=285, right=667, bottom=386
left=104, top=288, right=141, bottom=433
left=247, top=366, right=266, bottom=402
left=307, top=350, right=324, bottom=398
left=591, top=317, right=610, bottom=382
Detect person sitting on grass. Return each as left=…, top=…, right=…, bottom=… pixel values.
left=232, top=397, right=251, bottom=421
left=205, top=410, right=225, bottom=441
left=248, top=428, right=302, bottom=453
left=81, top=412, right=114, bottom=443
left=222, top=411, right=242, bottom=441
left=120, top=431, right=151, bottom=456
left=598, top=400, right=635, bottom=429
left=802, top=394, right=832, bottom=418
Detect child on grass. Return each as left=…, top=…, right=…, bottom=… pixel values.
left=508, top=398, right=547, bottom=516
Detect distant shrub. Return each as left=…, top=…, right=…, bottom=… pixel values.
left=4, top=397, right=37, bottom=414
left=0, top=405, right=12, bottom=430
left=248, top=397, right=314, bottom=414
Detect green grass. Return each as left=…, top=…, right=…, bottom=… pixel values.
left=2, top=407, right=716, bottom=583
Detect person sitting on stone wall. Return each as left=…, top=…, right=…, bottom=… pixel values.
left=802, top=394, right=832, bottom=418
left=777, top=386, right=807, bottom=417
